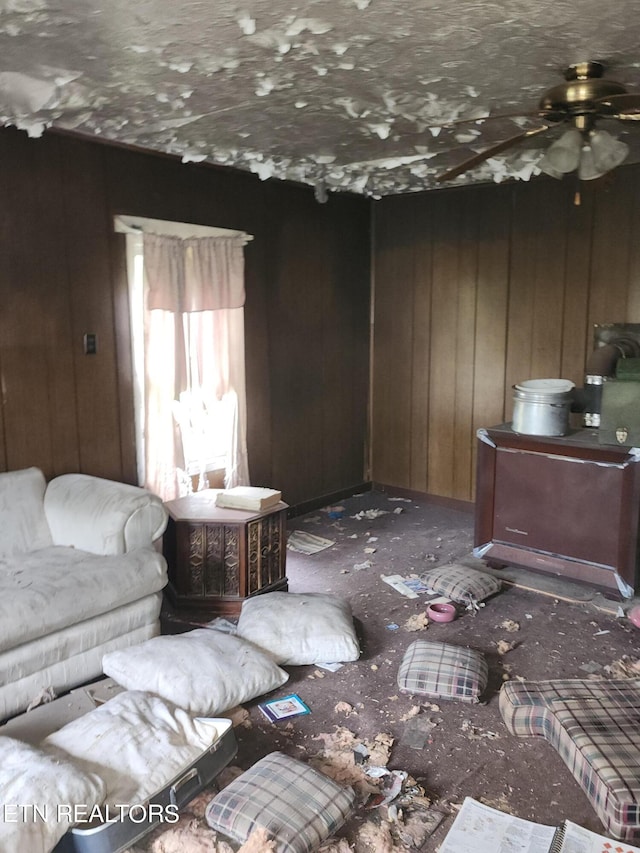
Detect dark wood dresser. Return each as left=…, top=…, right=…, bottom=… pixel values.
left=474, top=425, right=640, bottom=599
left=163, top=490, right=288, bottom=615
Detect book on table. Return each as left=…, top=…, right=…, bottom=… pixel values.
left=214, top=486, right=282, bottom=512
left=439, top=797, right=640, bottom=853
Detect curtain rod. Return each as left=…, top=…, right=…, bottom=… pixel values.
left=114, top=215, right=254, bottom=244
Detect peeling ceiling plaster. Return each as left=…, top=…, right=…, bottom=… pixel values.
left=2, top=0, right=640, bottom=196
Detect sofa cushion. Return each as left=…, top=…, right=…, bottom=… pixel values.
left=397, top=639, right=488, bottom=703
left=102, top=628, right=290, bottom=716
left=205, top=751, right=356, bottom=853
left=0, top=467, right=52, bottom=559
left=0, top=735, right=106, bottom=853
left=499, top=678, right=640, bottom=841
left=236, top=592, right=360, bottom=666
left=0, top=546, right=167, bottom=653
left=44, top=690, right=230, bottom=807
left=420, top=564, right=501, bottom=606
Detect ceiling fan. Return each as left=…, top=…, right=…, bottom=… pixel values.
left=436, top=61, right=640, bottom=184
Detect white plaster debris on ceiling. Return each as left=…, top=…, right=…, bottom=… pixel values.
left=1, top=0, right=640, bottom=197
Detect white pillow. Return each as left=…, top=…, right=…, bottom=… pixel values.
left=102, top=629, right=289, bottom=716
left=44, top=690, right=230, bottom=806
left=236, top=592, right=360, bottom=666
left=0, top=735, right=106, bottom=853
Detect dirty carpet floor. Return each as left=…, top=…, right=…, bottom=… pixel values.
left=144, top=489, right=640, bottom=853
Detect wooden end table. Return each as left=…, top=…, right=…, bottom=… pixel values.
left=162, top=490, right=288, bottom=616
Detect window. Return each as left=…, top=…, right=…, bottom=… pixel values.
left=115, top=215, right=252, bottom=500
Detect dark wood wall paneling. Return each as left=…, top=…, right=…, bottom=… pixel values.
left=0, top=128, right=371, bottom=508
left=372, top=167, right=640, bottom=503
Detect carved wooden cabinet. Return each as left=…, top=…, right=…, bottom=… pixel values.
left=475, top=425, right=640, bottom=599
left=163, top=490, right=288, bottom=615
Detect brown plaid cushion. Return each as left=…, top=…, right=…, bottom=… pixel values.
left=397, top=640, right=488, bottom=703
left=205, top=751, right=356, bottom=853
left=499, top=678, right=640, bottom=841
left=420, top=565, right=501, bottom=605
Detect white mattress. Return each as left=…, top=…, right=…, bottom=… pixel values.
left=0, top=546, right=167, bottom=653
left=0, top=619, right=160, bottom=721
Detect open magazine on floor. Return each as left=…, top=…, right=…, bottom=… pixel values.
left=439, top=797, right=640, bottom=853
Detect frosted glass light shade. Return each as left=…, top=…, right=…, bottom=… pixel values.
left=578, top=145, right=607, bottom=181
left=589, top=129, right=629, bottom=172
left=539, top=128, right=582, bottom=176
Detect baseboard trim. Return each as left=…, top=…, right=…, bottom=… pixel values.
left=287, top=482, right=372, bottom=518
left=372, top=482, right=474, bottom=514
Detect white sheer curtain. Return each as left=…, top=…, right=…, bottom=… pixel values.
left=125, top=230, right=250, bottom=501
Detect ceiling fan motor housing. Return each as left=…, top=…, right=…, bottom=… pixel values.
left=539, top=62, right=628, bottom=123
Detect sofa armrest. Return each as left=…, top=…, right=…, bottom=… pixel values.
left=43, top=474, right=168, bottom=556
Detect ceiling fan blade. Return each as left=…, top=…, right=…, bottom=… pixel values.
left=595, top=93, right=640, bottom=114
left=423, top=111, right=546, bottom=131
left=436, top=125, right=552, bottom=182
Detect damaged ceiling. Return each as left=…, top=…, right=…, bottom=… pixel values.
left=2, top=0, right=640, bottom=197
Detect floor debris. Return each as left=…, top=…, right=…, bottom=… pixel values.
left=496, top=639, right=517, bottom=655
left=403, top=612, right=429, bottom=632
left=604, top=655, right=640, bottom=678
left=461, top=719, right=501, bottom=740
left=287, top=530, right=335, bottom=554
left=400, top=715, right=438, bottom=749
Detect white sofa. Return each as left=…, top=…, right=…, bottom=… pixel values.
left=0, top=467, right=168, bottom=721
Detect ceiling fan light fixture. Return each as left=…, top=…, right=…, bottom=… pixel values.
left=540, top=127, right=582, bottom=175
left=588, top=128, right=630, bottom=172
left=538, top=159, right=564, bottom=179
left=577, top=145, right=608, bottom=181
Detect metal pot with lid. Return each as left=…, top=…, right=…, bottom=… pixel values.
left=512, top=378, right=575, bottom=437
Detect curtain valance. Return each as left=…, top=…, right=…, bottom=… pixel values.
left=143, top=233, right=246, bottom=312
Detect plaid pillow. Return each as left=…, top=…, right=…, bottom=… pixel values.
left=397, top=640, right=488, bottom=703
left=421, top=565, right=501, bottom=605
left=205, top=752, right=356, bottom=853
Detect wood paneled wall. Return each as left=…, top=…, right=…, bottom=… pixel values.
left=371, top=168, right=640, bottom=503
left=0, top=128, right=370, bottom=508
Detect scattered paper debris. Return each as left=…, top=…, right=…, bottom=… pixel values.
left=461, top=719, right=501, bottom=740
left=317, top=662, right=344, bottom=672
left=310, top=727, right=385, bottom=798
left=593, top=630, right=610, bottom=636
left=500, top=619, right=520, bottom=633
left=354, top=560, right=373, bottom=570
left=402, top=577, right=434, bottom=594
left=287, top=530, right=335, bottom=554
left=335, top=701, right=356, bottom=716
left=351, top=509, right=389, bottom=520
left=393, top=507, right=404, bottom=514
left=381, top=574, right=419, bottom=598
